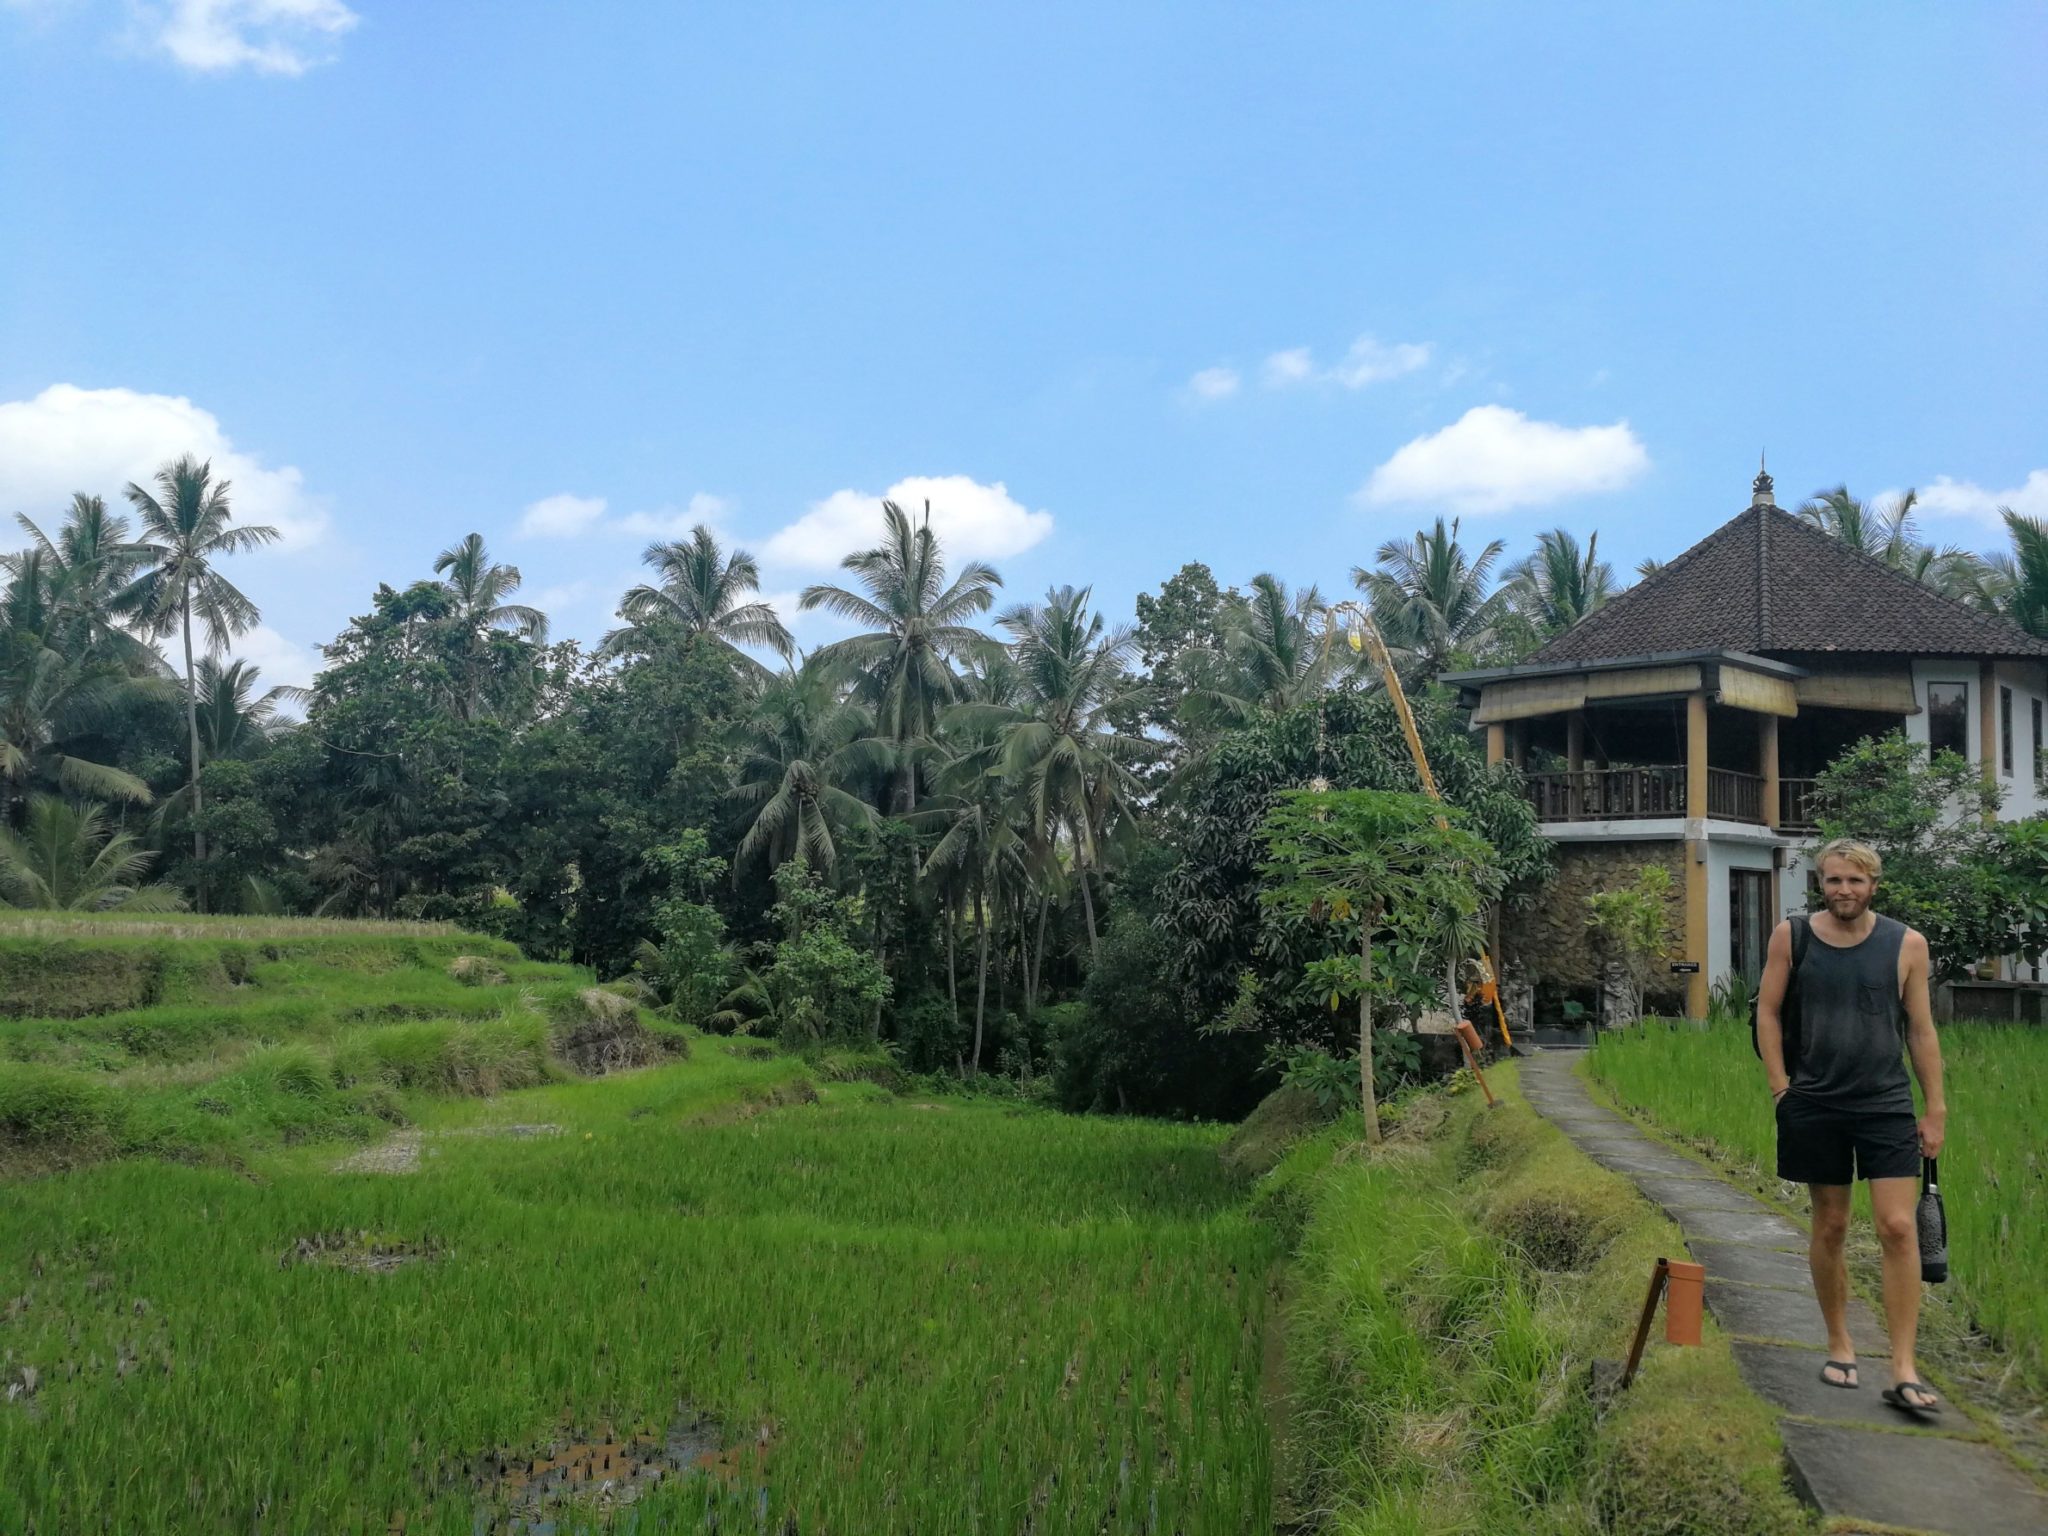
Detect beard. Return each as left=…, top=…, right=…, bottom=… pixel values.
left=1826, top=890, right=1873, bottom=919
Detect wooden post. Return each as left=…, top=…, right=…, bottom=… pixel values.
left=1486, top=723, right=1506, bottom=767
left=1686, top=692, right=1710, bottom=1019
left=1508, top=721, right=1527, bottom=771
left=1760, top=713, right=1781, bottom=831
left=1566, top=710, right=1585, bottom=773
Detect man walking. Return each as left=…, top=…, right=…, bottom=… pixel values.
left=1755, top=838, right=1947, bottom=1416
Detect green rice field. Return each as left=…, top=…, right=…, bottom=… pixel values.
left=0, top=917, right=1277, bottom=1533
left=1589, top=1018, right=2048, bottom=1397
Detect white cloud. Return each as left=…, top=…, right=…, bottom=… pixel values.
left=1262, top=335, right=1431, bottom=391
left=762, top=474, right=1054, bottom=570
left=1360, top=405, right=1650, bottom=513
left=144, top=0, right=358, bottom=76
left=1185, top=366, right=1241, bottom=402
left=1261, top=347, right=1315, bottom=388
left=1914, top=471, right=2048, bottom=527
left=226, top=622, right=320, bottom=692
left=0, top=383, right=329, bottom=548
left=516, top=492, right=607, bottom=539
left=615, top=492, right=733, bottom=539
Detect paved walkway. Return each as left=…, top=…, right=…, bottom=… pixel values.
left=1517, top=1050, right=2048, bottom=1536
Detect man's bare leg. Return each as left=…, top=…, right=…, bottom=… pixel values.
left=1808, top=1183, right=1856, bottom=1377
left=1870, top=1175, right=1936, bottom=1405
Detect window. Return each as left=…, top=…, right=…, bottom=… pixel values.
left=1927, top=681, right=1969, bottom=760
left=2003, top=686, right=2015, bottom=776
left=2035, top=698, right=2043, bottom=788
left=1730, top=870, right=1773, bottom=986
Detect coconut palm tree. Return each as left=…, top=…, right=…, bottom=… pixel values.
left=969, top=585, right=1144, bottom=959
left=0, top=637, right=157, bottom=821
left=433, top=533, right=548, bottom=720
left=729, top=663, right=884, bottom=874
left=8, top=496, right=157, bottom=670
left=116, top=456, right=280, bottom=906
left=604, top=525, right=792, bottom=670
left=0, top=794, right=183, bottom=911
left=800, top=502, right=1001, bottom=812
left=1502, top=529, right=1614, bottom=638
left=1179, top=573, right=1337, bottom=731
left=195, top=658, right=296, bottom=762
left=1984, top=509, right=2048, bottom=638
left=1797, top=487, right=1983, bottom=599
left=1354, top=518, right=1506, bottom=677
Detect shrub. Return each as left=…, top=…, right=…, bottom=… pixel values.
left=0, top=1064, right=123, bottom=1147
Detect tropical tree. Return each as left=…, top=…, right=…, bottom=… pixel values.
left=193, top=658, right=296, bottom=763
left=117, top=456, right=280, bottom=905
left=801, top=501, right=1001, bottom=811
left=0, top=638, right=157, bottom=818
left=8, top=496, right=155, bottom=669
left=1501, top=528, right=1614, bottom=638
left=976, top=585, right=1144, bottom=959
left=604, top=525, right=792, bottom=669
left=0, top=794, right=184, bottom=911
left=1354, top=517, right=1506, bottom=677
left=1259, top=786, right=1503, bottom=1143
left=1797, top=486, right=1982, bottom=598
left=729, top=662, right=883, bottom=874
left=433, top=533, right=547, bottom=720
left=1181, top=573, right=1336, bottom=730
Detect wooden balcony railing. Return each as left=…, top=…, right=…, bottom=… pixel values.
left=1780, top=777, right=1821, bottom=831
left=1523, top=764, right=1771, bottom=825
left=1524, top=766, right=1687, bottom=822
left=1707, top=768, right=1764, bottom=823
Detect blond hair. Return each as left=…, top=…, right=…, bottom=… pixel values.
left=1815, top=837, right=1882, bottom=880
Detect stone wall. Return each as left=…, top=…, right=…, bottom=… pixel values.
left=1502, top=840, right=1687, bottom=994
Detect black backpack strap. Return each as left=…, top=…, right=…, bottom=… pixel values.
left=1789, top=914, right=1812, bottom=971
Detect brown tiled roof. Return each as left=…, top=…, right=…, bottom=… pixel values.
left=1527, top=504, right=2048, bottom=663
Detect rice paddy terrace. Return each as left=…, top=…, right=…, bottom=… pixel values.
left=0, top=915, right=1276, bottom=1533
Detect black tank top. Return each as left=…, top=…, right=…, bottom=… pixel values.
left=1790, top=913, right=1915, bottom=1114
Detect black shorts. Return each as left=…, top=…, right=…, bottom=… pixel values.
left=1775, top=1092, right=1920, bottom=1184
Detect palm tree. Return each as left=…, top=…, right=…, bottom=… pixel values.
left=8, top=496, right=156, bottom=669
left=0, top=794, right=183, bottom=911
left=1354, top=517, right=1506, bottom=677
left=1180, top=574, right=1336, bottom=731
left=434, top=533, right=548, bottom=720
left=1989, top=509, right=2048, bottom=638
left=729, top=663, right=883, bottom=874
left=0, top=637, right=157, bottom=819
left=604, top=525, right=792, bottom=669
left=1798, top=487, right=1982, bottom=599
left=195, top=658, right=295, bottom=762
left=975, top=585, right=1144, bottom=959
left=800, top=502, right=1001, bottom=812
left=117, top=457, right=280, bottom=906
left=1502, top=529, right=1614, bottom=637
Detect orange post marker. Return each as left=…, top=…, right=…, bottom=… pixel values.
left=1453, top=1019, right=1496, bottom=1107
left=1663, top=1259, right=1705, bottom=1346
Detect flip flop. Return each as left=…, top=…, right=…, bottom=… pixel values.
left=1818, top=1359, right=1858, bottom=1389
left=1881, top=1381, right=1941, bottom=1417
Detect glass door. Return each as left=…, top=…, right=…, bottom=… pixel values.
left=1729, top=869, right=1772, bottom=987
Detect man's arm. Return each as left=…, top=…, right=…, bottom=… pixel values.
left=1901, top=929, right=1945, bottom=1157
left=1757, top=919, right=1794, bottom=1100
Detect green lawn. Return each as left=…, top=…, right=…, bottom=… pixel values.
left=1589, top=1019, right=2048, bottom=1397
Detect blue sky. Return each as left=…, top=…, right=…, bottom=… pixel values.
left=3, top=2, right=2045, bottom=686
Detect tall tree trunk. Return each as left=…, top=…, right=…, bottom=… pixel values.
left=971, top=875, right=990, bottom=1077
left=1030, top=890, right=1049, bottom=1011
left=1077, top=855, right=1099, bottom=962
left=180, top=583, right=207, bottom=915
left=995, top=897, right=1009, bottom=1019
left=1360, top=912, right=1381, bottom=1145
left=944, top=894, right=960, bottom=1038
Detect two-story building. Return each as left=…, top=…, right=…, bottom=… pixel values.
left=1442, top=470, right=2048, bottom=1030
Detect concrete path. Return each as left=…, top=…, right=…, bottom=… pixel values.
left=1517, top=1050, right=2048, bottom=1536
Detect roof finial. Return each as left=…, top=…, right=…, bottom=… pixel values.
left=1751, top=451, right=1775, bottom=509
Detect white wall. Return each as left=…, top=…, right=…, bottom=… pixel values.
left=1705, top=837, right=1778, bottom=990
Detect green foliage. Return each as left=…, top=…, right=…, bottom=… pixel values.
left=1584, top=861, right=1674, bottom=1025
left=715, top=863, right=890, bottom=1046
left=1808, top=733, right=2010, bottom=979
left=632, top=829, right=733, bottom=1024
